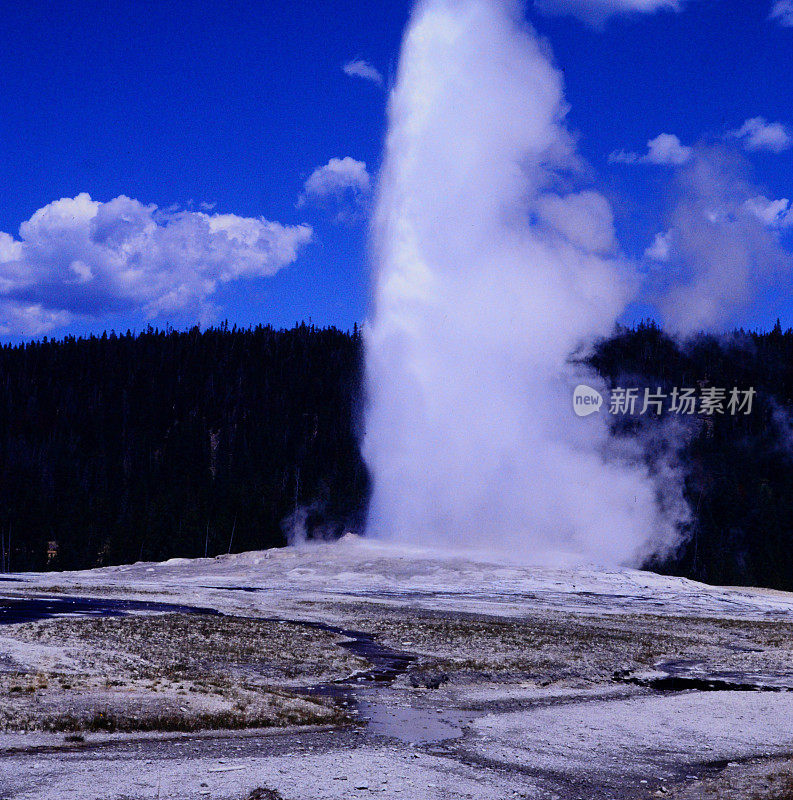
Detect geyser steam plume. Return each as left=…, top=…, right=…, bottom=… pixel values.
left=363, top=0, right=682, bottom=566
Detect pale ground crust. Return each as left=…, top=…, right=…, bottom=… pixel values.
left=1, top=536, right=793, bottom=800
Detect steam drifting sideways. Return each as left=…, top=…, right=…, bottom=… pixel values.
left=362, top=0, right=685, bottom=566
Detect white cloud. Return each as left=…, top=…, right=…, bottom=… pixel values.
left=534, top=0, right=684, bottom=25
left=301, top=157, right=370, bottom=200
left=744, top=195, right=793, bottom=228
left=609, top=133, right=692, bottom=166
left=645, top=230, right=673, bottom=261
left=0, top=193, right=312, bottom=336
left=0, top=233, right=23, bottom=265
left=0, top=303, right=74, bottom=338
left=770, top=0, right=793, bottom=26
left=298, top=157, right=372, bottom=220
left=342, top=59, right=384, bottom=86
left=645, top=133, right=693, bottom=165
left=729, top=117, right=793, bottom=153
left=651, top=148, right=793, bottom=332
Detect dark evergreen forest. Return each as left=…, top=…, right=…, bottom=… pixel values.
left=590, top=320, right=793, bottom=591
left=0, top=324, right=367, bottom=572
left=2, top=320, right=793, bottom=591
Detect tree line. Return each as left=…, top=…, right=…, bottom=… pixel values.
left=589, top=319, right=793, bottom=590
left=2, top=320, right=793, bottom=590
left=0, top=323, right=367, bottom=571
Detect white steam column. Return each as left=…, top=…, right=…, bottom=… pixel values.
left=363, top=0, right=681, bottom=565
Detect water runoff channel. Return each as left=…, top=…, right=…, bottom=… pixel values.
left=0, top=591, right=471, bottom=746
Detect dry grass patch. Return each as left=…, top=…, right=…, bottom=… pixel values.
left=330, top=605, right=793, bottom=688
left=0, top=613, right=365, bottom=733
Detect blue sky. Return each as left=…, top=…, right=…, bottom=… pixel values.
left=1, top=0, right=792, bottom=340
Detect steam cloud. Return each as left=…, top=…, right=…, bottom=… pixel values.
left=362, top=0, right=683, bottom=566
left=650, top=147, right=793, bottom=334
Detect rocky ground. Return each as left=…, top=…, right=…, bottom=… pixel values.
left=1, top=537, right=793, bottom=799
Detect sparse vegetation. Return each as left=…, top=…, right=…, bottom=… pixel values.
left=668, top=759, right=793, bottom=800
left=330, top=604, right=793, bottom=688
left=245, top=789, right=285, bottom=800
left=0, top=613, right=364, bottom=733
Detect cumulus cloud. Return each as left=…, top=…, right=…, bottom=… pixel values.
left=534, top=0, right=684, bottom=25
left=744, top=195, right=793, bottom=228
left=342, top=59, right=384, bottom=86
left=298, top=157, right=372, bottom=220
left=650, top=148, right=793, bottom=332
left=770, top=0, right=793, bottom=26
left=729, top=117, right=793, bottom=153
left=610, top=133, right=692, bottom=166
left=0, top=304, right=74, bottom=338
left=0, top=193, right=312, bottom=336
left=0, top=233, right=23, bottom=266
left=645, top=230, right=673, bottom=262
left=645, top=134, right=694, bottom=165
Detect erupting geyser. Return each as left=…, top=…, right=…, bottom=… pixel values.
left=363, top=0, right=682, bottom=566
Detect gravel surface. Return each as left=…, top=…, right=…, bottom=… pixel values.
left=2, top=538, right=793, bottom=799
